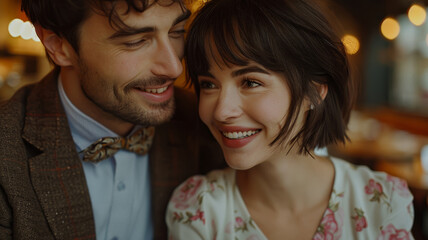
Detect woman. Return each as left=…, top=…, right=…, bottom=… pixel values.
left=166, top=0, right=414, bottom=239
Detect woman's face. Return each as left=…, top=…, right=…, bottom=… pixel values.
left=198, top=60, right=298, bottom=170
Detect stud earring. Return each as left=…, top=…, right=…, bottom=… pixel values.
left=310, top=104, right=314, bottom=110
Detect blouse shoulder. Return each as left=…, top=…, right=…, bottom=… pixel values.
left=330, top=157, right=414, bottom=238
left=332, top=157, right=413, bottom=203
left=166, top=168, right=235, bottom=239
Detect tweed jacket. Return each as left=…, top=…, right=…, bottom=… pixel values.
left=0, top=70, right=224, bottom=240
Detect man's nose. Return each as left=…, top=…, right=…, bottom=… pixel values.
left=151, top=40, right=183, bottom=79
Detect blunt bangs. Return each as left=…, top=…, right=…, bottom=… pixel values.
left=186, top=0, right=288, bottom=93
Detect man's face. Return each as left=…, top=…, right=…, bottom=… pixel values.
left=74, top=1, right=188, bottom=127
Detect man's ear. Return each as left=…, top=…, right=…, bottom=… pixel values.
left=35, top=25, right=75, bottom=67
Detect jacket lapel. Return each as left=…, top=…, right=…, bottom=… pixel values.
left=149, top=122, right=175, bottom=239
left=150, top=88, right=202, bottom=239
left=22, top=71, right=96, bottom=239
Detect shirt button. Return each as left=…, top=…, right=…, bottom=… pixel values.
left=117, top=181, right=126, bottom=191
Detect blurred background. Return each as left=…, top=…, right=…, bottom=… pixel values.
left=0, top=0, right=427, bottom=238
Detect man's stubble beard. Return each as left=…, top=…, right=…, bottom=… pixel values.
left=78, top=60, right=176, bottom=126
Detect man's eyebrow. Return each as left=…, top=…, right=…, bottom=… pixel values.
left=231, top=66, right=269, bottom=77
left=108, top=26, right=154, bottom=40
left=108, top=9, right=191, bottom=40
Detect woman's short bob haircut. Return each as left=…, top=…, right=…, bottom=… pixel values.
left=185, top=0, right=354, bottom=154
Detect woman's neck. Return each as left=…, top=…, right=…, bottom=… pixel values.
left=236, top=153, right=335, bottom=213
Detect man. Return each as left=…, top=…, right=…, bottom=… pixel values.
left=0, top=0, right=223, bottom=239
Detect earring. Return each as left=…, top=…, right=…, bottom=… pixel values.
left=310, top=104, right=314, bottom=110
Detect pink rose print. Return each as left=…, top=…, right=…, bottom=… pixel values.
left=172, top=209, right=206, bottom=225
left=365, top=179, right=383, bottom=194
left=234, top=216, right=249, bottom=232
left=171, top=176, right=204, bottom=209
left=365, top=179, right=390, bottom=207
left=351, top=208, right=367, bottom=232
left=313, top=208, right=339, bottom=240
left=378, top=224, right=411, bottom=240
left=235, top=217, right=245, bottom=229
left=387, top=175, right=411, bottom=198
left=190, top=209, right=206, bottom=224
left=172, top=212, right=182, bottom=222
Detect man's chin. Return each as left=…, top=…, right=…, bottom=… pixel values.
left=145, top=110, right=175, bottom=125
left=124, top=101, right=176, bottom=126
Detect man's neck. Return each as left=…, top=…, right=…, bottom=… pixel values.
left=59, top=68, right=134, bottom=136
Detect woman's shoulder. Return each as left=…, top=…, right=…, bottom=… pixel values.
left=167, top=168, right=235, bottom=219
left=329, top=157, right=414, bottom=238
left=166, top=168, right=238, bottom=238
left=331, top=157, right=412, bottom=201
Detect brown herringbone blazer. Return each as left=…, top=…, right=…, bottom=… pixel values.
left=0, top=70, right=224, bottom=240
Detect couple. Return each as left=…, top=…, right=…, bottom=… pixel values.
left=0, top=0, right=413, bottom=239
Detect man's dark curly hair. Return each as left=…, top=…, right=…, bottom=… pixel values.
left=21, top=0, right=185, bottom=63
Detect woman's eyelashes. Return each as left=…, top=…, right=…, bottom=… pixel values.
left=198, top=77, right=263, bottom=90
left=199, top=80, right=217, bottom=89
left=242, top=78, right=262, bottom=88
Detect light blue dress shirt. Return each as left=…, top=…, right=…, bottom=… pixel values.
left=58, top=78, right=153, bottom=240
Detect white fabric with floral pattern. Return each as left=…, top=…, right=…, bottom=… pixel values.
left=166, top=157, right=414, bottom=240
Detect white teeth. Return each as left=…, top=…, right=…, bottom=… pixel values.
left=222, top=130, right=259, bottom=139
left=143, top=86, right=168, bottom=94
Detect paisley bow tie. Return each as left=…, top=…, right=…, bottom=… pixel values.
left=80, top=126, right=155, bottom=163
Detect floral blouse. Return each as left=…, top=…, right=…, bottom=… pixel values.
left=166, top=157, right=414, bottom=239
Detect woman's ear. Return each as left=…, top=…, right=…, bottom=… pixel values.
left=306, top=82, right=328, bottom=110
left=314, top=82, right=328, bottom=101
left=35, top=25, right=76, bottom=67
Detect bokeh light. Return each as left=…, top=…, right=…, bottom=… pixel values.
left=8, top=19, right=23, bottom=38
left=408, top=4, right=426, bottom=26
left=381, top=17, right=400, bottom=40
left=8, top=18, right=39, bottom=42
left=341, top=34, right=360, bottom=55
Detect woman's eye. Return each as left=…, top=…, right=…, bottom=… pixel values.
left=243, top=79, right=261, bottom=88
left=199, top=80, right=217, bottom=89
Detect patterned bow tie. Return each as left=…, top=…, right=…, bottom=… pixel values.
left=80, top=126, right=155, bottom=163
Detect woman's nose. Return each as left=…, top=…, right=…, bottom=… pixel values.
left=213, top=88, right=243, bottom=123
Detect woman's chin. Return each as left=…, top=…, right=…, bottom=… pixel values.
left=224, top=157, right=256, bottom=171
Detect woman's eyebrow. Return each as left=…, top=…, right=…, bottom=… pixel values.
left=198, top=72, right=214, bottom=78
left=231, top=66, right=269, bottom=77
